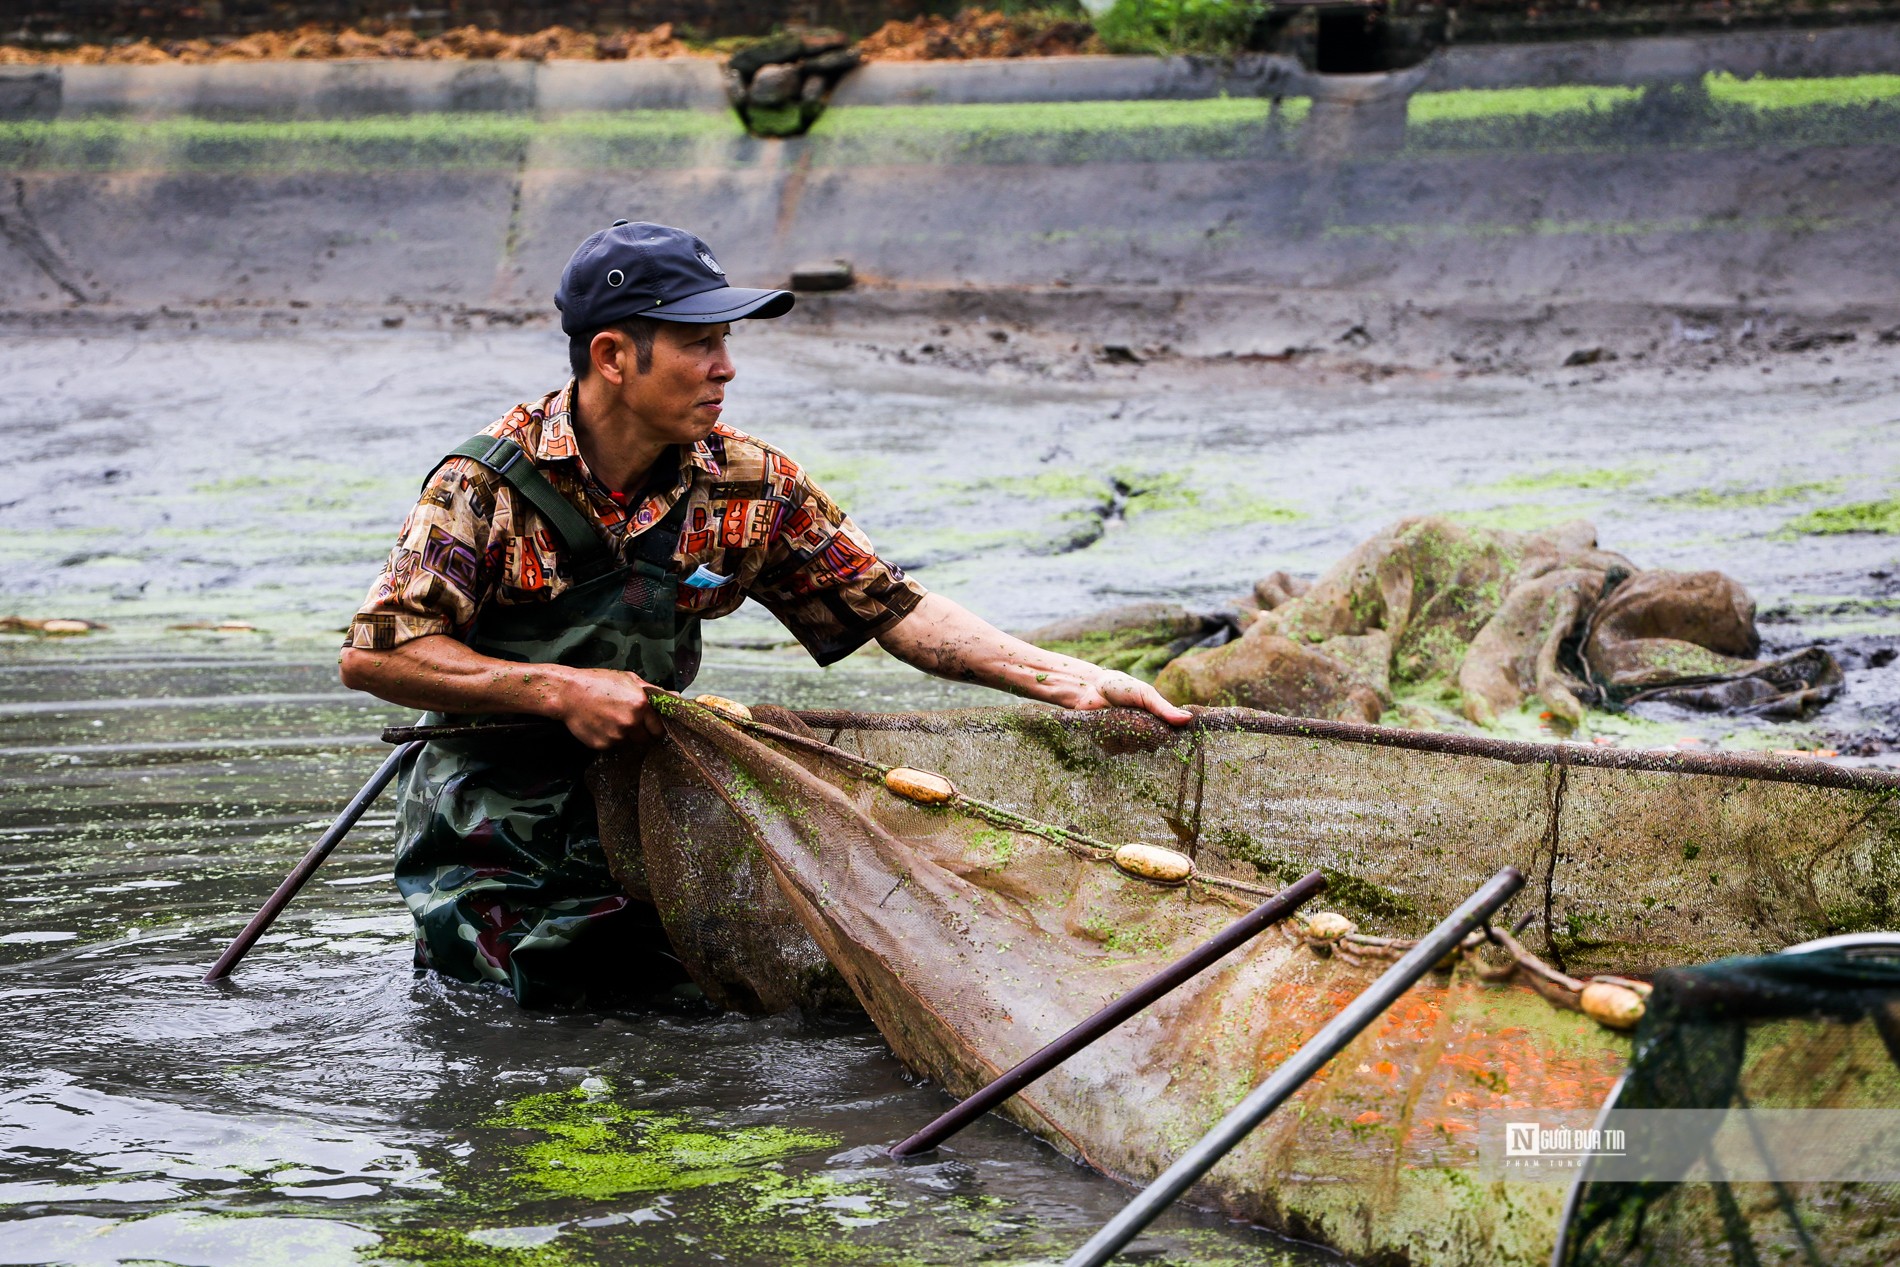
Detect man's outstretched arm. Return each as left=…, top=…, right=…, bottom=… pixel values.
left=339, top=635, right=665, bottom=749
left=876, top=592, right=1193, bottom=725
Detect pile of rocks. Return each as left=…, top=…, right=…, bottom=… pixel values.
left=724, top=32, right=861, bottom=138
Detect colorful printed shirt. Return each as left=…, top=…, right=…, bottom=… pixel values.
left=347, top=382, right=925, bottom=665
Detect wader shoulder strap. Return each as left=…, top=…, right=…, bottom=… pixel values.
left=432, top=435, right=612, bottom=575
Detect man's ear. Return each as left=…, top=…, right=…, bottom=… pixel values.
left=590, top=330, right=626, bottom=385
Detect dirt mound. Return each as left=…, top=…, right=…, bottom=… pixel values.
left=858, top=9, right=1103, bottom=61
left=0, top=23, right=695, bottom=65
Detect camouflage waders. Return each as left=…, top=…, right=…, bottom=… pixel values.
left=393, top=435, right=700, bottom=1007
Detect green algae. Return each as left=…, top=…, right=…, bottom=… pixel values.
left=1655, top=479, right=1841, bottom=509
left=0, top=111, right=739, bottom=173
left=805, top=97, right=1298, bottom=166
left=350, top=1075, right=995, bottom=1265
left=1382, top=675, right=1467, bottom=727
left=813, top=97, right=1275, bottom=138
left=1077, top=908, right=1175, bottom=957
left=1143, top=491, right=1304, bottom=535
left=373, top=1227, right=582, bottom=1267
left=984, top=466, right=1300, bottom=536
left=1212, top=827, right=1417, bottom=924
left=1326, top=211, right=1851, bottom=242
left=978, top=469, right=1114, bottom=503
left=1706, top=71, right=1900, bottom=111
left=969, top=824, right=1019, bottom=868
left=1447, top=503, right=1606, bottom=534
left=1403, top=73, right=1900, bottom=157
left=1485, top=465, right=1650, bottom=494
left=484, top=1084, right=839, bottom=1202
left=980, top=464, right=1194, bottom=510
left=1407, top=85, right=1644, bottom=125
left=1095, top=0, right=1266, bottom=57
left=1029, top=620, right=1197, bottom=681
left=6, top=73, right=1897, bottom=180
left=1785, top=496, right=1900, bottom=535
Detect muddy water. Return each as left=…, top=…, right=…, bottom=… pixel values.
left=1, top=323, right=1897, bottom=1264
left=0, top=647, right=1320, bottom=1266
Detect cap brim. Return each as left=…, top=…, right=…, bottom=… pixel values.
left=650, top=286, right=795, bottom=323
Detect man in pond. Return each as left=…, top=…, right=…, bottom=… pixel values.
left=340, top=221, right=1189, bottom=1007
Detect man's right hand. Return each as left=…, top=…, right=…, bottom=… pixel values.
left=341, top=636, right=666, bottom=749
left=554, top=667, right=667, bottom=749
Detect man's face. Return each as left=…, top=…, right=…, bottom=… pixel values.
left=607, top=321, right=736, bottom=443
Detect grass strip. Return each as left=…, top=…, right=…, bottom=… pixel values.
left=0, top=110, right=742, bottom=171
left=807, top=96, right=1301, bottom=165
left=1407, top=85, right=1643, bottom=125
left=1706, top=71, right=1900, bottom=111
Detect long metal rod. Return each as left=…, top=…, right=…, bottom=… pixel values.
left=381, top=718, right=562, bottom=745
left=202, top=740, right=421, bottom=982
left=1063, top=865, right=1526, bottom=1267
left=891, top=870, right=1326, bottom=1160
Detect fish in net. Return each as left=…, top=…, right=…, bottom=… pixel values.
left=597, top=697, right=1900, bottom=1265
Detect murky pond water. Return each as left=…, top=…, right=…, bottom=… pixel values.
left=0, top=646, right=1322, bottom=1266
left=1, top=324, right=1896, bottom=1264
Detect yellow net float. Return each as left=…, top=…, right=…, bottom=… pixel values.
left=1303, top=912, right=1356, bottom=941
left=1112, top=843, right=1193, bottom=885
left=884, top=767, right=958, bottom=805
left=693, top=694, right=753, bottom=723
left=1579, top=978, right=1649, bottom=1030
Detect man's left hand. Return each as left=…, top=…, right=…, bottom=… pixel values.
left=1078, top=669, right=1194, bottom=726
left=878, top=592, right=1195, bottom=727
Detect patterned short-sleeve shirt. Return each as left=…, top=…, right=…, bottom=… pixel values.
left=347, top=382, right=926, bottom=665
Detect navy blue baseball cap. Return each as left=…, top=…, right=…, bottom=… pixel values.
left=556, top=220, right=793, bottom=335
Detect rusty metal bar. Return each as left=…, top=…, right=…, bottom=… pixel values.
left=890, top=871, right=1326, bottom=1159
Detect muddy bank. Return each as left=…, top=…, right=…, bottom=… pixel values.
left=1, top=318, right=1893, bottom=755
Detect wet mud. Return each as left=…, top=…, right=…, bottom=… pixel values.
left=0, top=306, right=1895, bottom=1263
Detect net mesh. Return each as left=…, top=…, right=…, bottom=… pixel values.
left=1560, top=945, right=1900, bottom=1266
left=601, top=700, right=1900, bottom=1266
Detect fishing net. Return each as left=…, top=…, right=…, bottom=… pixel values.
left=1559, top=942, right=1900, bottom=1266
left=1047, top=516, right=1847, bottom=727
left=595, top=699, right=1900, bottom=1266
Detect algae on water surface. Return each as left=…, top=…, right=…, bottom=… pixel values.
left=1786, top=496, right=1900, bottom=535
left=483, top=1082, right=840, bottom=1201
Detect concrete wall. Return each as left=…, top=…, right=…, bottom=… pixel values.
left=3, top=58, right=729, bottom=120
left=2, top=26, right=1897, bottom=331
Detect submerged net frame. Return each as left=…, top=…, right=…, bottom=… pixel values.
left=1558, top=939, right=1900, bottom=1267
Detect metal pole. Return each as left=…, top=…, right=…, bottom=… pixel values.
left=1063, top=865, right=1526, bottom=1267
left=380, top=718, right=564, bottom=745
left=202, top=740, right=421, bottom=983
left=891, top=870, right=1325, bottom=1160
